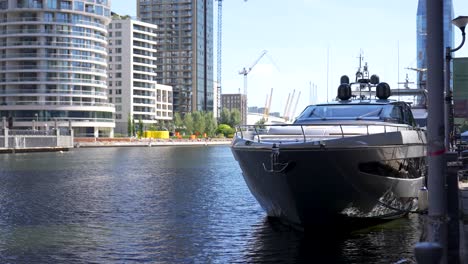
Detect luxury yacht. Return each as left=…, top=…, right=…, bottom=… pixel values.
left=231, top=65, right=427, bottom=229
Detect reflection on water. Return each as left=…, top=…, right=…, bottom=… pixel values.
left=0, top=146, right=421, bottom=263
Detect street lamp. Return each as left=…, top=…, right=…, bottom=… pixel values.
left=445, top=16, right=468, bottom=150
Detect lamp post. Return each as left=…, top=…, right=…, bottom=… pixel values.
left=445, top=16, right=468, bottom=150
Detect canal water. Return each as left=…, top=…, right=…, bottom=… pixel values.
left=0, top=146, right=422, bottom=263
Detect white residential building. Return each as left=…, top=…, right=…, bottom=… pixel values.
left=108, top=16, right=172, bottom=135
left=0, top=0, right=115, bottom=137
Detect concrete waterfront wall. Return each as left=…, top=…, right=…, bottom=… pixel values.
left=0, top=129, right=73, bottom=149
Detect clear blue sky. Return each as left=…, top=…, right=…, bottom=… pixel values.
left=113, top=0, right=468, bottom=116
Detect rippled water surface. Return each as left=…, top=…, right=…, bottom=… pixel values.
left=0, top=146, right=422, bottom=263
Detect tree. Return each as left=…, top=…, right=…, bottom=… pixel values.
left=216, top=124, right=235, bottom=138
left=127, top=114, right=133, bottom=137
left=138, top=117, right=143, bottom=138
left=183, top=113, right=194, bottom=135
left=219, top=108, right=231, bottom=125
left=204, top=111, right=217, bottom=137
left=192, top=111, right=205, bottom=136
left=230, top=108, right=241, bottom=128
left=174, top=112, right=183, bottom=131
left=255, top=117, right=266, bottom=129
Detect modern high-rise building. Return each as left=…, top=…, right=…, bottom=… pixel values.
left=416, top=0, right=453, bottom=89
left=137, top=0, right=214, bottom=115
left=108, top=16, right=172, bottom=135
left=0, top=0, right=115, bottom=137
left=221, top=93, right=247, bottom=125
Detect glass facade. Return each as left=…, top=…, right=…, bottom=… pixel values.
left=137, top=0, right=214, bottom=115
left=416, top=0, right=453, bottom=89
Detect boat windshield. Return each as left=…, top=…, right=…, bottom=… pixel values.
left=295, top=104, right=385, bottom=121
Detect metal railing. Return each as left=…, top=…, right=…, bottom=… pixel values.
left=235, top=123, right=421, bottom=143
left=0, top=17, right=107, bottom=29
left=0, top=101, right=113, bottom=107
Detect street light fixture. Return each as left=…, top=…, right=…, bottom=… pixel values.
left=445, top=16, right=468, bottom=150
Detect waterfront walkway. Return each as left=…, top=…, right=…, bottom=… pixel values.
left=74, top=137, right=232, bottom=148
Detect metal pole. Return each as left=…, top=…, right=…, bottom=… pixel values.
left=425, top=0, right=447, bottom=263
left=445, top=47, right=451, bottom=150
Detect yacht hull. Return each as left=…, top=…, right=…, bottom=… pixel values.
left=231, top=131, right=426, bottom=229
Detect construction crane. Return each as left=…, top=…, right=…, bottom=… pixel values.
left=215, top=0, right=223, bottom=118
left=285, top=89, right=296, bottom=121
left=215, top=0, right=248, bottom=118
left=239, top=50, right=268, bottom=96
left=263, top=88, right=273, bottom=121
left=283, top=92, right=291, bottom=119
left=290, top=91, right=301, bottom=121
left=405, top=67, right=427, bottom=89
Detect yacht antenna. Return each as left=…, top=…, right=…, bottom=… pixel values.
left=356, top=50, right=364, bottom=82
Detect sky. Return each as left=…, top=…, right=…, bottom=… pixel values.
left=112, top=0, right=468, bottom=117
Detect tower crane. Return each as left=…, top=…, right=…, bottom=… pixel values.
left=239, top=50, right=268, bottom=96
left=215, top=0, right=248, bottom=118
left=215, top=0, right=223, bottom=118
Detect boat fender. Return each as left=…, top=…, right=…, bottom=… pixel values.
left=417, top=186, right=428, bottom=212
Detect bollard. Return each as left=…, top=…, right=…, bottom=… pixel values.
left=446, top=152, right=461, bottom=264
left=414, top=242, right=443, bottom=264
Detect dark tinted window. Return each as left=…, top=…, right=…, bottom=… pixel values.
left=296, top=104, right=384, bottom=120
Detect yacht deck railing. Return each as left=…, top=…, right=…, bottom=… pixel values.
left=235, top=123, right=422, bottom=143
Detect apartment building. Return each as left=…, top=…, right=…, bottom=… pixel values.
left=221, top=93, right=247, bottom=125
left=0, top=0, right=114, bottom=137
left=137, top=0, right=214, bottom=115
left=108, top=16, right=172, bottom=135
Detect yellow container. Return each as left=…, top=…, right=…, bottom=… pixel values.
left=144, top=131, right=169, bottom=139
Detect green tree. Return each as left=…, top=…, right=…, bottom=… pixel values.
left=219, top=108, right=231, bottom=125
left=184, top=113, right=194, bottom=135
left=138, top=117, right=143, bottom=138
left=127, top=114, right=133, bottom=137
left=255, top=117, right=266, bottom=125
left=132, top=116, right=136, bottom=137
left=204, top=111, right=217, bottom=137
left=216, top=124, right=235, bottom=138
left=192, top=111, right=206, bottom=136
left=230, top=108, right=242, bottom=128
left=255, top=117, right=266, bottom=129
left=166, top=120, right=175, bottom=133
left=174, top=112, right=183, bottom=131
